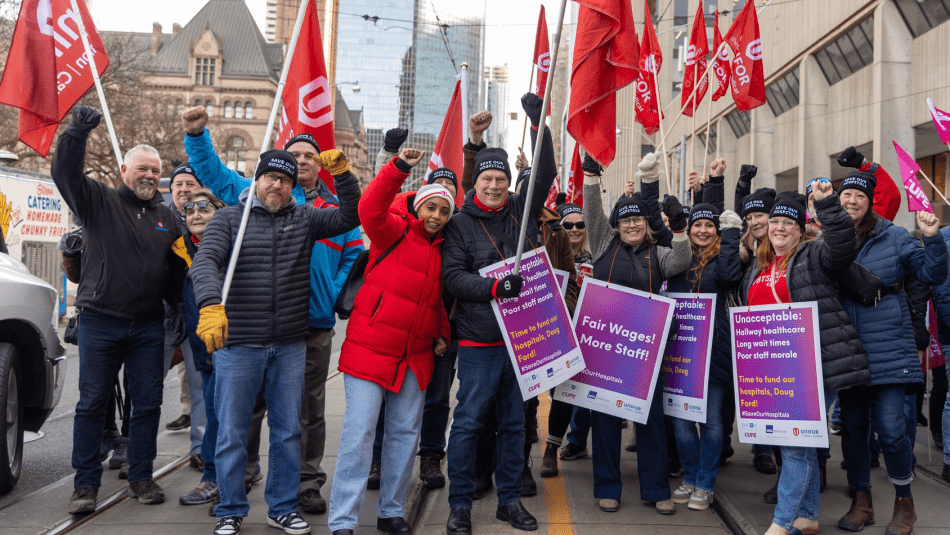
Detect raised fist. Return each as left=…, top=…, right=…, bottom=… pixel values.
left=662, top=195, right=687, bottom=232
left=66, top=106, right=102, bottom=139
left=710, top=158, right=726, bottom=178
left=582, top=154, right=602, bottom=176
left=637, top=152, right=660, bottom=184
left=623, top=180, right=636, bottom=198
left=384, top=128, right=409, bottom=153
left=917, top=210, right=940, bottom=237
left=469, top=111, right=493, bottom=144
left=837, top=146, right=866, bottom=169
left=739, top=164, right=757, bottom=183
left=521, top=92, right=544, bottom=127
left=398, top=148, right=424, bottom=167
left=182, top=106, right=210, bottom=135
left=312, top=149, right=351, bottom=176
left=688, top=171, right=703, bottom=192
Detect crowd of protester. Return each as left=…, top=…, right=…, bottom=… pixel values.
left=50, top=95, right=950, bottom=535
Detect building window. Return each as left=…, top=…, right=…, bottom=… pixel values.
left=224, top=101, right=233, bottom=118
left=235, top=102, right=244, bottom=119
left=895, top=0, right=950, bottom=37
left=698, top=125, right=717, bottom=155
left=194, top=98, right=202, bottom=107
left=244, top=102, right=254, bottom=120
left=225, top=136, right=247, bottom=172
left=725, top=109, right=751, bottom=138
left=195, top=58, right=216, bottom=86
left=205, top=100, right=214, bottom=117
left=815, top=17, right=873, bottom=86
left=765, top=67, right=800, bottom=117
left=176, top=99, right=184, bottom=115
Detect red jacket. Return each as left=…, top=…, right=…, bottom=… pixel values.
left=339, top=158, right=450, bottom=392
left=865, top=161, right=900, bottom=222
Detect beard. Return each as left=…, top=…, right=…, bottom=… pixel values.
left=261, top=195, right=287, bottom=213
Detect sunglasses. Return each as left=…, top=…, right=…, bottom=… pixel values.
left=183, top=200, right=215, bottom=213
left=561, top=221, right=586, bottom=230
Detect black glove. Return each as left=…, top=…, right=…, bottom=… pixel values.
left=171, top=304, right=187, bottom=348
left=581, top=154, right=602, bottom=176
left=521, top=93, right=544, bottom=127
left=837, top=146, right=865, bottom=169
left=494, top=274, right=525, bottom=299
left=662, top=195, right=688, bottom=232
left=383, top=128, right=409, bottom=153
left=66, top=106, right=102, bottom=139
left=738, top=164, right=757, bottom=183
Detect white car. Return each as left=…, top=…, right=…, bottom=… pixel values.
left=0, top=252, right=66, bottom=494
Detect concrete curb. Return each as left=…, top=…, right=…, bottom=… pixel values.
left=711, top=484, right=764, bottom=535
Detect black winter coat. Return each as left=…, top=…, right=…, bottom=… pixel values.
left=442, top=127, right=555, bottom=344
left=740, top=195, right=870, bottom=391
left=52, top=130, right=185, bottom=320
left=190, top=176, right=360, bottom=347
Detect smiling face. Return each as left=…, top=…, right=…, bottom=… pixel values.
left=768, top=216, right=803, bottom=256
left=185, top=195, right=217, bottom=240
left=618, top=216, right=647, bottom=247
left=745, top=211, right=769, bottom=241
left=287, top=141, right=319, bottom=189
left=256, top=172, right=294, bottom=213
left=562, top=213, right=586, bottom=246
left=170, top=173, right=200, bottom=212
left=417, top=197, right=452, bottom=236
left=690, top=219, right=718, bottom=248
left=839, top=189, right=870, bottom=222
left=474, top=169, right=509, bottom=209
left=122, top=150, right=162, bottom=200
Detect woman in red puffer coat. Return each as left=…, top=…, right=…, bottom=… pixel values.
left=328, top=148, right=453, bottom=534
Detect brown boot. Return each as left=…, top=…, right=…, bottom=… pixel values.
left=837, top=487, right=874, bottom=531
left=884, top=496, right=916, bottom=535
left=540, top=442, right=559, bottom=478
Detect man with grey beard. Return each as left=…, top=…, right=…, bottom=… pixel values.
left=52, top=106, right=187, bottom=514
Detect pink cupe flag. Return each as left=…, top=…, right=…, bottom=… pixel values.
left=893, top=141, right=932, bottom=214
left=928, top=98, right=950, bottom=145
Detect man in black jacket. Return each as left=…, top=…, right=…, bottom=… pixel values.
left=190, top=148, right=360, bottom=535
left=52, top=106, right=187, bottom=514
left=442, top=93, right=554, bottom=535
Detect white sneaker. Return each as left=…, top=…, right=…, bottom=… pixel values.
left=267, top=511, right=310, bottom=535
left=672, top=483, right=695, bottom=504
left=688, top=488, right=714, bottom=511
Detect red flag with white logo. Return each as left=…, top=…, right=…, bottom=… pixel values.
left=634, top=4, right=662, bottom=135
left=533, top=6, right=551, bottom=102
left=275, top=0, right=336, bottom=191
left=544, top=179, right=560, bottom=211
left=426, top=76, right=465, bottom=208
left=724, top=0, right=765, bottom=111
left=565, top=144, right=584, bottom=207
left=567, top=0, right=639, bottom=167
left=0, top=0, right=109, bottom=157
left=711, top=10, right=731, bottom=102
left=681, top=1, right=709, bottom=117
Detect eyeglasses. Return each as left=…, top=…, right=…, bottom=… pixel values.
left=259, top=173, right=294, bottom=187
left=768, top=218, right=799, bottom=229
left=562, top=221, right=586, bottom=230
left=618, top=216, right=646, bottom=227
left=183, top=200, right=216, bottom=214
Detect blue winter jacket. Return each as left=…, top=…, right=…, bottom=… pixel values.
left=931, top=226, right=950, bottom=344
left=841, top=218, right=948, bottom=386
left=184, top=129, right=363, bottom=328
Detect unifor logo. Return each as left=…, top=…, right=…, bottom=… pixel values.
left=616, top=400, right=623, bottom=408
left=792, top=428, right=800, bottom=436
left=746, top=38, right=763, bottom=61
left=683, top=403, right=689, bottom=410
left=565, top=360, right=571, bottom=368
left=536, top=52, right=551, bottom=72
left=298, top=76, right=333, bottom=128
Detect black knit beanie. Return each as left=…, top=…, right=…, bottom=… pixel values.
left=689, top=203, right=721, bottom=233
left=608, top=194, right=648, bottom=228
left=769, top=192, right=807, bottom=231
left=473, top=148, right=512, bottom=183
left=741, top=187, right=777, bottom=218
left=838, top=171, right=876, bottom=206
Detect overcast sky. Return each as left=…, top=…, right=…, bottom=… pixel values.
left=87, top=0, right=565, bottom=156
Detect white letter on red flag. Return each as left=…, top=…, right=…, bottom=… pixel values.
left=634, top=4, right=662, bottom=135
left=711, top=10, right=731, bottom=102
left=681, top=1, right=709, bottom=118
left=724, top=0, right=765, bottom=111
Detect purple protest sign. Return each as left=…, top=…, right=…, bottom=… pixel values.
left=661, top=293, right=716, bottom=423
left=553, top=268, right=569, bottom=296
left=554, top=278, right=675, bottom=423
left=480, top=247, right=584, bottom=400
left=730, top=302, right=828, bottom=448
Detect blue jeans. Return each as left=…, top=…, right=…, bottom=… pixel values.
left=772, top=445, right=819, bottom=529
left=447, top=345, right=525, bottom=509
left=831, top=393, right=842, bottom=426
left=213, top=340, right=305, bottom=519
left=839, top=384, right=916, bottom=490
left=591, top=382, right=670, bottom=502
left=419, top=342, right=458, bottom=457
left=673, top=382, right=725, bottom=492
left=165, top=335, right=206, bottom=457
left=904, top=393, right=918, bottom=466
left=567, top=406, right=591, bottom=448
left=328, top=370, right=425, bottom=531
left=200, top=370, right=218, bottom=483
left=73, top=311, right=165, bottom=488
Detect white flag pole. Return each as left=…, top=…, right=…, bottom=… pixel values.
left=461, top=64, right=470, bottom=145
left=221, top=0, right=310, bottom=304
left=68, top=0, right=122, bottom=171
left=513, top=0, right=568, bottom=274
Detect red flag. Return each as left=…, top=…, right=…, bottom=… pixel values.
left=0, top=0, right=109, bottom=156
left=711, top=10, right=731, bottom=102
left=724, top=0, right=765, bottom=111
left=634, top=4, right=662, bottom=135
left=544, top=180, right=560, bottom=211
left=681, top=2, right=709, bottom=117
left=533, top=6, right=551, bottom=100
left=567, top=0, right=639, bottom=167
left=275, top=0, right=336, bottom=191
left=565, top=144, right=584, bottom=207
left=426, top=78, right=465, bottom=208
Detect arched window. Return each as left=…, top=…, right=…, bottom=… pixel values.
left=224, top=101, right=233, bottom=118
left=235, top=102, right=244, bottom=119
left=205, top=100, right=214, bottom=117
left=244, top=102, right=254, bottom=120
left=225, top=136, right=248, bottom=173
left=194, top=98, right=202, bottom=107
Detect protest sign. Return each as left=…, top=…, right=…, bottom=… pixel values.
left=730, top=302, right=828, bottom=448
left=555, top=279, right=675, bottom=423
left=661, top=293, right=715, bottom=422
left=481, top=247, right=584, bottom=400
left=553, top=268, right=569, bottom=296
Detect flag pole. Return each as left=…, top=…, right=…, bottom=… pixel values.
left=928, top=98, right=950, bottom=153
left=651, top=67, right=673, bottom=194
left=917, top=168, right=950, bottom=207
left=689, top=56, right=698, bottom=176
left=520, top=68, right=536, bottom=151
left=716, top=118, right=721, bottom=161
left=68, top=0, right=122, bottom=171
left=221, top=0, right=310, bottom=304
left=702, top=89, right=712, bottom=176
left=514, top=0, right=568, bottom=274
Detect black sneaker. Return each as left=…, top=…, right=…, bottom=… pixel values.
left=214, top=516, right=242, bottom=535
left=128, top=479, right=165, bottom=504
left=559, top=442, right=588, bottom=461
left=180, top=481, right=219, bottom=505
left=830, top=422, right=842, bottom=435
left=166, top=414, right=191, bottom=431
left=367, top=462, right=381, bottom=490
left=119, top=462, right=129, bottom=480
left=68, top=487, right=98, bottom=514
left=419, top=453, right=445, bottom=489
left=267, top=511, right=310, bottom=534
left=298, top=488, right=326, bottom=515
left=109, top=437, right=128, bottom=469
